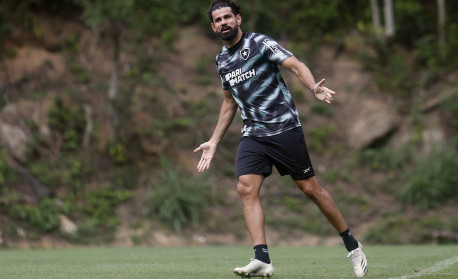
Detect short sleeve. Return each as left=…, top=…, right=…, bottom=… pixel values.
left=257, top=34, right=293, bottom=65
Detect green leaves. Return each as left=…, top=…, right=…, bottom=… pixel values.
left=398, top=145, right=458, bottom=209
left=78, top=0, right=135, bottom=28
left=146, top=160, right=211, bottom=233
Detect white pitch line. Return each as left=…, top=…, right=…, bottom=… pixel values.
left=388, top=255, right=458, bottom=279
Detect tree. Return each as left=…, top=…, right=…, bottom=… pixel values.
left=384, top=0, right=395, bottom=39
left=370, top=0, right=383, bottom=42
left=370, top=0, right=395, bottom=44
left=78, top=0, right=135, bottom=142
left=437, top=0, right=446, bottom=58
left=247, top=0, right=260, bottom=32
left=77, top=0, right=193, bottom=143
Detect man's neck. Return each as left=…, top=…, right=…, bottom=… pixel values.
left=223, top=28, right=243, bottom=49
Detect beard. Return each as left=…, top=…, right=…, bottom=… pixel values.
left=219, top=25, right=239, bottom=41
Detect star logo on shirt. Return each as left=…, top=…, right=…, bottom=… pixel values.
left=240, top=48, right=250, bottom=60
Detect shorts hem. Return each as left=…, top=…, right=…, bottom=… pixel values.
left=291, top=173, right=316, bottom=181
left=237, top=172, right=272, bottom=178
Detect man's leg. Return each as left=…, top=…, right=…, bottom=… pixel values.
left=295, top=176, right=347, bottom=232
left=237, top=174, right=266, bottom=246
left=233, top=174, right=275, bottom=278
left=295, top=176, right=368, bottom=277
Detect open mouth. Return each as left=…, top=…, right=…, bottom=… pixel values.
left=221, top=26, right=232, bottom=34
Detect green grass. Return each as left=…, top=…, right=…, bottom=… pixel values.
left=0, top=245, right=457, bottom=278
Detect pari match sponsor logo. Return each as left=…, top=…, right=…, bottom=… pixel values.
left=225, top=67, right=257, bottom=87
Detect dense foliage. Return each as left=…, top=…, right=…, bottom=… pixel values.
left=0, top=0, right=457, bottom=245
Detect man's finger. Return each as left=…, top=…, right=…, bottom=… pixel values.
left=316, top=79, right=326, bottom=87
left=194, top=146, right=202, bottom=153
left=197, top=157, right=205, bottom=171
left=197, top=158, right=211, bottom=172
left=326, top=87, right=336, bottom=95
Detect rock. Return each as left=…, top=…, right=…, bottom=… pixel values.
left=59, top=215, right=78, bottom=235
left=0, top=123, right=28, bottom=163
left=17, top=227, right=26, bottom=238
left=347, top=100, right=400, bottom=149
left=0, top=100, right=52, bottom=163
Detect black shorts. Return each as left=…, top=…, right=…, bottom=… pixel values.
left=236, top=127, right=315, bottom=180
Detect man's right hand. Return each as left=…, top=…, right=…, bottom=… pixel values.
left=194, top=142, right=217, bottom=173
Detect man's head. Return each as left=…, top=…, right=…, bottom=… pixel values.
left=207, top=0, right=242, bottom=23
left=208, top=0, right=242, bottom=42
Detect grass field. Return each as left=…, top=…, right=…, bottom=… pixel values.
left=0, top=245, right=457, bottom=278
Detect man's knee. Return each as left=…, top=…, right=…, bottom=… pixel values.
left=296, top=177, right=321, bottom=197
left=237, top=180, right=253, bottom=197
left=237, top=175, right=261, bottom=198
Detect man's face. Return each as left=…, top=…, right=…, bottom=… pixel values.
left=211, top=7, right=241, bottom=41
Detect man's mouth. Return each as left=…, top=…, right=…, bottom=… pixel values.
left=221, top=26, right=231, bottom=34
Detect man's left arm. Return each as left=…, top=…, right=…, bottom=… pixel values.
left=281, top=56, right=336, bottom=104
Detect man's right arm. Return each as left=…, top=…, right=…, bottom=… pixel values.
left=194, top=89, right=238, bottom=173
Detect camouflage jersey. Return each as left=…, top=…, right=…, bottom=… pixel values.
left=216, top=32, right=301, bottom=137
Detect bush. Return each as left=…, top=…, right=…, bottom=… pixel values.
left=0, top=151, right=16, bottom=186
left=10, top=198, right=59, bottom=233
left=441, top=94, right=458, bottom=131
left=307, top=125, right=335, bottom=153
left=398, top=144, right=458, bottom=209
left=146, top=162, right=211, bottom=233
left=48, top=96, right=86, bottom=151
left=310, top=103, right=334, bottom=117
left=359, top=146, right=411, bottom=172
left=83, top=187, right=132, bottom=229
left=28, top=156, right=93, bottom=193
left=365, top=216, right=408, bottom=244
left=365, top=214, right=458, bottom=244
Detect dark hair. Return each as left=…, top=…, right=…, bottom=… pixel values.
left=207, top=0, right=242, bottom=23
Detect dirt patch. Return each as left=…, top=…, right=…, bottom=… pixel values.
left=2, top=46, right=66, bottom=83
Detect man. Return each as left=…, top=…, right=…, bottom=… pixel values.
left=194, top=0, right=368, bottom=278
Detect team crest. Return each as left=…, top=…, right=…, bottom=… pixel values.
left=240, top=48, right=250, bottom=60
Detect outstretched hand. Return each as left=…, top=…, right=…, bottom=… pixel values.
left=194, top=142, right=217, bottom=173
left=313, top=79, right=336, bottom=104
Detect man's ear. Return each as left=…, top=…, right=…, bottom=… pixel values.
left=237, top=14, right=242, bottom=26
left=211, top=22, right=216, bottom=33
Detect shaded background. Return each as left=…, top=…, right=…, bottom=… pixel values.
left=0, top=0, right=457, bottom=248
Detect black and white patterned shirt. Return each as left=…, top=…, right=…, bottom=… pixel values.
left=216, top=32, right=301, bottom=137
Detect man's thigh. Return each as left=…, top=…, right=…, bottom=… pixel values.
left=236, top=137, right=273, bottom=178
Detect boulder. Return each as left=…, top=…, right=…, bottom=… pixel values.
left=0, top=100, right=52, bottom=163
left=347, top=99, right=400, bottom=149
left=59, top=215, right=78, bottom=235
left=0, top=123, right=28, bottom=163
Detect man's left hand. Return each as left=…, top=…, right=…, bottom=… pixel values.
left=313, top=79, right=336, bottom=104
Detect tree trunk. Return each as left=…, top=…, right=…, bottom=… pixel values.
left=437, top=0, right=446, bottom=58
left=384, top=0, right=395, bottom=39
left=83, top=104, right=93, bottom=150
left=0, top=57, right=11, bottom=105
left=370, top=0, right=383, bottom=43
left=108, top=31, right=120, bottom=142
left=247, top=0, right=259, bottom=32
